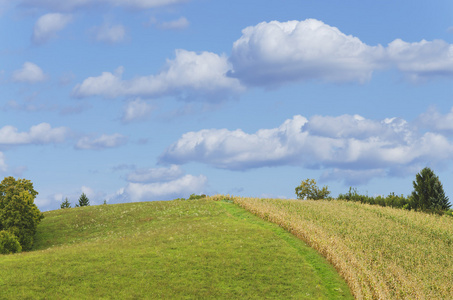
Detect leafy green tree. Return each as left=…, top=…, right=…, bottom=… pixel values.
left=411, top=167, right=451, bottom=211
left=0, top=177, right=44, bottom=251
left=60, top=197, right=71, bottom=209
left=0, top=230, right=22, bottom=254
left=78, top=193, right=90, bottom=207
left=295, top=179, right=331, bottom=200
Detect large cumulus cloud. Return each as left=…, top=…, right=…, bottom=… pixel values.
left=73, top=50, right=244, bottom=101
left=228, top=19, right=386, bottom=86
left=73, top=19, right=453, bottom=102
left=160, top=112, right=453, bottom=184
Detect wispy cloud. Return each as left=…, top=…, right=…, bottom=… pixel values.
left=20, top=0, right=190, bottom=11
left=92, top=22, right=126, bottom=44
left=127, top=165, right=183, bottom=183
left=76, top=133, right=128, bottom=150
left=121, top=99, right=154, bottom=123
left=12, top=62, right=47, bottom=83
left=32, top=13, right=72, bottom=44
left=156, top=17, right=189, bottom=30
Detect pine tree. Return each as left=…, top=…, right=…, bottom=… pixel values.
left=78, top=193, right=90, bottom=207
left=60, top=197, right=71, bottom=209
left=411, top=167, right=451, bottom=211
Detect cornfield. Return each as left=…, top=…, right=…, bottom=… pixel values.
left=211, top=196, right=453, bottom=299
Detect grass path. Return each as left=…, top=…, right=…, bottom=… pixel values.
left=0, top=199, right=352, bottom=299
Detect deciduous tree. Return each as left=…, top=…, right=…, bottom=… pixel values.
left=0, top=177, right=43, bottom=251
left=295, top=179, right=331, bottom=200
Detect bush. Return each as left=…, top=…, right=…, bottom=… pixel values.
left=0, top=230, right=22, bottom=254
left=188, top=194, right=207, bottom=200
left=295, top=179, right=331, bottom=200
left=338, top=188, right=412, bottom=209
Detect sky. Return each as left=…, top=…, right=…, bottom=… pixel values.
left=1, top=0, right=453, bottom=211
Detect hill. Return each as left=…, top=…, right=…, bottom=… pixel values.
left=233, top=196, right=453, bottom=299
left=0, top=199, right=352, bottom=299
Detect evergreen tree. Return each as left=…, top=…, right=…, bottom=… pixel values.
left=78, top=193, right=90, bottom=207
left=411, top=167, right=451, bottom=211
left=60, top=197, right=71, bottom=209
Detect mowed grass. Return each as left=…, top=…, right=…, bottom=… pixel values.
left=232, top=196, right=453, bottom=299
left=0, top=199, right=352, bottom=299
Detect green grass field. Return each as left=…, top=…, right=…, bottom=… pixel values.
left=0, top=199, right=352, bottom=299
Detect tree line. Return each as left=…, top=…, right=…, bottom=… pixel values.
left=295, top=167, right=452, bottom=214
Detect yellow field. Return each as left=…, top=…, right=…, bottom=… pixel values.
left=213, top=196, right=453, bottom=299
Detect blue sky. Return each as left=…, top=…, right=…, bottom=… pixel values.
left=1, top=0, right=453, bottom=211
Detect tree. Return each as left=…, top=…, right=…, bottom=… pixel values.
left=411, top=167, right=451, bottom=211
left=0, top=177, right=44, bottom=251
left=78, top=193, right=90, bottom=207
left=295, top=179, right=331, bottom=200
left=60, top=197, right=71, bottom=209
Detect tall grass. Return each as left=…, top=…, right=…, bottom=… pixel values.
left=226, top=196, right=453, bottom=299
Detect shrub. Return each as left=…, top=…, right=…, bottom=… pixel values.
left=188, top=194, right=207, bottom=200
left=0, top=230, right=22, bottom=254
left=295, top=179, right=331, bottom=200
left=338, top=188, right=412, bottom=209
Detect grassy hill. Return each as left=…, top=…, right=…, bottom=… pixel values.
left=233, top=196, right=453, bottom=299
left=0, top=199, right=352, bottom=299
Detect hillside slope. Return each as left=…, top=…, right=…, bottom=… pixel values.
left=233, top=197, right=453, bottom=299
left=0, top=199, right=352, bottom=299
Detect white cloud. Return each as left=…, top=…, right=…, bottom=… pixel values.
left=121, top=174, right=207, bottom=202
left=229, top=19, right=386, bottom=86
left=73, top=50, right=244, bottom=101
left=20, top=0, right=189, bottom=11
left=127, top=165, right=183, bottom=183
left=81, top=186, right=95, bottom=198
left=76, top=133, right=128, bottom=150
left=0, top=123, right=68, bottom=145
left=228, top=19, right=453, bottom=86
left=122, top=98, right=154, bottom=123
left=12, top=62, right=47, bottom=83
left=387, top=39, right=453, bottom=81
left=92, top=23, right=126, bottom=44
left=32, top=13, right=72, bottom=44
left=160, top=113, right=453, bottom=183
left=158, top=17, right=189, bottom=30
left=418, top=107, right=453, bottom=133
